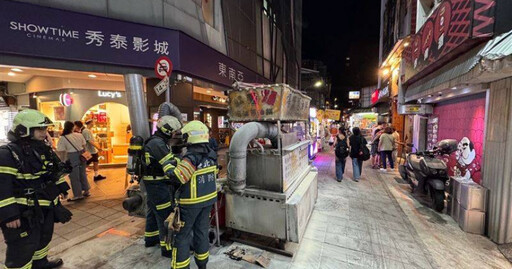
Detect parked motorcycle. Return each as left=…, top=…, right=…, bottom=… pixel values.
left=398, top=139, right=458, bottom=212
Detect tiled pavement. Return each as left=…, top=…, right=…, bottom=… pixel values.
left=1, top=150, right=510, bottom=268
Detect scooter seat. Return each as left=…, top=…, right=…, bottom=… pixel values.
left=408, top=154, right=422, bottom=171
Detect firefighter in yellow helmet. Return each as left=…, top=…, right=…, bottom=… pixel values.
left=163, top=121, right=217, bottom=269
left=142, top=115, right=182, bottom=258
left=0, top=109, right=72, bottom=269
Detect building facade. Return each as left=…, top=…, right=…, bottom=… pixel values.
left=0, top=0, right=302, bottom=148
left=380, top=0, right=512, bottom=244
left=301, top=60, right=330, bottom=109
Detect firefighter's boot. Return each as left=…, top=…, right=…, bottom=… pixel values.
left=33, top=258, right=64, bottom=269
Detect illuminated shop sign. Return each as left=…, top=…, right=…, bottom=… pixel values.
left=59, top=93, right=73, bottom=106
left=98, top=91, right=122, bottom=98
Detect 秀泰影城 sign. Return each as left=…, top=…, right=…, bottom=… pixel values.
left=0, top=0, right=178, bottom=70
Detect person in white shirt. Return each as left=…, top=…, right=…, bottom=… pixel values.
left=75, top=120, right=106, bottom=181
left=57, top=121, right=90, bottom=201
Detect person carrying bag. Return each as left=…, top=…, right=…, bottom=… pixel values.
left=57, top=121, right=91, bottom=201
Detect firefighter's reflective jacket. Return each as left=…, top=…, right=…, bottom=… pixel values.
left=0, top=140, right=70, bottom=224
left=142, top=133, right=179, bottom=182
left=167, top=144, right=218, bottom=208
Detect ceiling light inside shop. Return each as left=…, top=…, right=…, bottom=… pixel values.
left=88, top=74, right=97, bottom=78
left=382, top=68, right=390, bottom=76
left=428, top=95, right=432, bottom=97
left=206, top=90, right=212, bottom=94
left=7, top=72, right=15, bottom=76
left=403, top=42, right=410, bottom=47
left=451, top=87, right=457, bottom=90
left=11, top=68, right=23, bottom=72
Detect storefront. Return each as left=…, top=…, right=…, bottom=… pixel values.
left=371, top=85, right=391, bottom=124
left=33, top=89, right=130, bottom=164
left=401, top=0, right=512, bottom=244
left=0, top=98, right=17, bottom=146
left=0, top=0, right=269, bottom=150
left=349, top=109, right=378, bottom=139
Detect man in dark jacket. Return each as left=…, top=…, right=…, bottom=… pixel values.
left=142, top=115, right=182, bottom=258
left=349, top=127, right=368, bottom=182
left=0, top=109, right=71, bottom=269
left=163, top=120, right=217, bottom=269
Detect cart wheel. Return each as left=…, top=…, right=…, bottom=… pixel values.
left=278, top=239, right=286, bottom=250
left=233, top=230, right=242, bottom=238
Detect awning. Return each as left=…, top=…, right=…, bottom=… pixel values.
left=349, top=108, right=373, bottom=114
left=480, top=30, right=512, bottom=60
left=405, top=30, right=512, bottom=102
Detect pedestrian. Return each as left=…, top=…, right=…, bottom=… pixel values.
left=391, top=127, right=400, bottom=164
left=57, top=121, right=90, bottom=201
left=76, top=120, right=106, bottom=181
left=142, top=115, right=182, bottom=258
left=0, top=109, right=71, bottom=269
left=379, top=126, right=396, bottom=171
left=370, top=124, right=383, bottom=169
left=208, top=128, right=219, bottom=152
left=164, top=121, right=218, bottom=269
left=334, top=128, right=349, bottom=182
left=349, top=127, right=368, bottom=182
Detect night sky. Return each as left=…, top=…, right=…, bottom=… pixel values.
left=302, top=0, right=381, bottom=107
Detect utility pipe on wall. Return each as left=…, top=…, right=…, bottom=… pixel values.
left=228, top=122, right=279, bottom=192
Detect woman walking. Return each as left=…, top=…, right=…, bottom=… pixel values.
left=349, top=127, right=368, bottom=182
left=378, top=127, right=396, bottom=171
left=57, top=121, right=90, bottom=201
left=334, top=128, right=349, bottom=182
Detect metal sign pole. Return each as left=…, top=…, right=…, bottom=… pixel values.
left=165, top=78, right=171, bottom=103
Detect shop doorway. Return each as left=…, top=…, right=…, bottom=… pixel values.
left=200, top=107, right=229, bottom=147
left=82, top=102, right=131, bottom=164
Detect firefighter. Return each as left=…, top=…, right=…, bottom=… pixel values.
left=142, top=115, right=182, bottom=258
left=0, top=109, right=71, bottom=269
left=165, top=120, right=218, bottom=269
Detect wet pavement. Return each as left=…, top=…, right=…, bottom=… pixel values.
left=1, top=150, right=510, bottom=268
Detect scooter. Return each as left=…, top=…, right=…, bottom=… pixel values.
left=398, top=139, right=458, bottom=212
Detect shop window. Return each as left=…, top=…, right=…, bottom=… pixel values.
left=82, top=102, right=130, bottom=164
left=206, top=113, right=213, bottom=128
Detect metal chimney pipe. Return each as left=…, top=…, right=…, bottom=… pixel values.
left=228, top=122, right=279, bottom=192
left=124, top=74, right=150, bottom=140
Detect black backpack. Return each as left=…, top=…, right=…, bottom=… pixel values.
left=335, top=138, right=349, bottom=159
left=359, top=136, right=371, bottom=161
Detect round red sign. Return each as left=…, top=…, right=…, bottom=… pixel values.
left=154, top=56, right=173, bottom=79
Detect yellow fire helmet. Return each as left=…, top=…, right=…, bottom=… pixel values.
left=11, top=109, right=53, bottom=137
left=157, top=115, right=182, bottom=136
left=181, top=120, right=209, bottom=144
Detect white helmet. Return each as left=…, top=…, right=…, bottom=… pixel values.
left=157, top=116, right=182, bottom=136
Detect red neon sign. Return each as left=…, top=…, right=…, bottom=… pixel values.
left=371, top=89, right=379, bottom=104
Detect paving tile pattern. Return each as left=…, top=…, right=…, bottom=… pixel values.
left=2, top=149, right=509, bottom=269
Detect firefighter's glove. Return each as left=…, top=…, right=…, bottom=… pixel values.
left=165, top=207, right=183, bottom=232
left=53, top=204, right=73, bottom=224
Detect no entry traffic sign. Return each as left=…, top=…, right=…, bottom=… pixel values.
left=154, top=56, right=173, bottom=79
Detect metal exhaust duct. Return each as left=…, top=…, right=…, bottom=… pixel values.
left=228, top=122, right=279, bottom=192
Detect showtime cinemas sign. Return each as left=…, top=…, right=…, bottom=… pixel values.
left=403, top=0, right=496, bottom=83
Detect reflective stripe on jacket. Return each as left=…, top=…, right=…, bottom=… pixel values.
left=167, top=145, right=218, bottom=208
left=0, top=142, right=70, bottom=223
left=142, top=135, right=179, bottom=182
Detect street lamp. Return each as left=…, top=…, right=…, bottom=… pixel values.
left=314, top=80, right=323, bottom=88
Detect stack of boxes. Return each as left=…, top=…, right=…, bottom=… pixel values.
left=450, top=177, right=488, bottom=235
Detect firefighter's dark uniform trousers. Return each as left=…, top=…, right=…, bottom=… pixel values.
left=165, top=144, right=218, bottom=269
left=143, top=133, right=179, bottom=258
left=0, top=140, right=70, bottom=269
left=144, top=182, right=173, bottom=257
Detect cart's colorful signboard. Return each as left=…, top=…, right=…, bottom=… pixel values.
left=228, top=84, right=311, bottom=122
